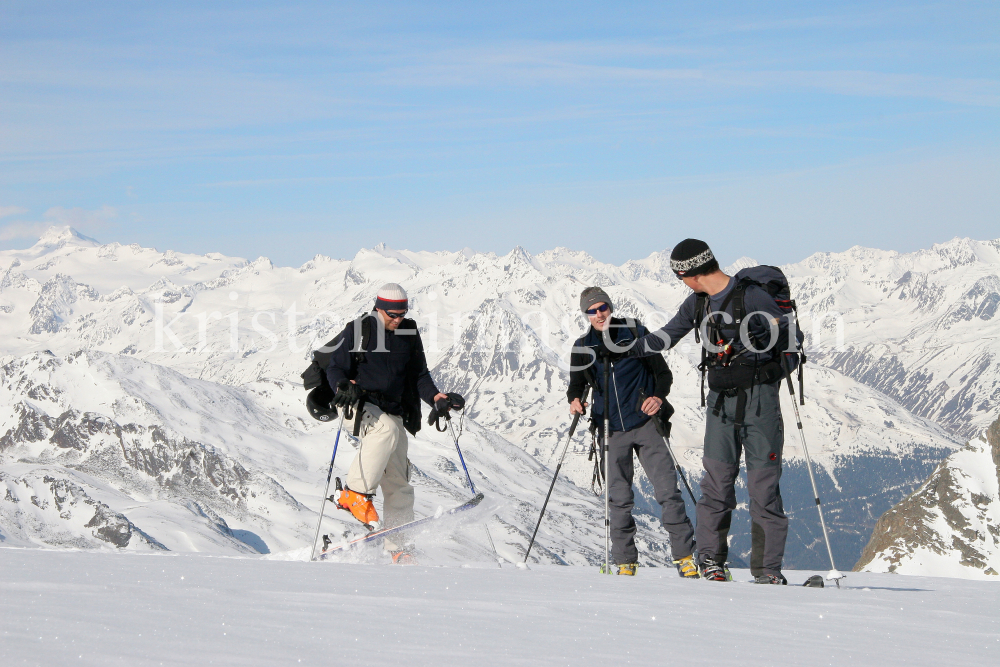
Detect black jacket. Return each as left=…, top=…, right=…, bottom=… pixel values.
left=326, top=314, right=440, bottom=434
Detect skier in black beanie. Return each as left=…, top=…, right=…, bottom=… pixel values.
left=622, top=239, right=795, bottom=584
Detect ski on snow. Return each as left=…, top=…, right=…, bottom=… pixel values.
left=319, top=492, right=485, bottom=559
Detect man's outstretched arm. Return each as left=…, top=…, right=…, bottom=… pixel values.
left=627, top=292, right=700, bottom=357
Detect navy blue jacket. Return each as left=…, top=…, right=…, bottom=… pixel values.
left=567, top=318, right=673, bottom=433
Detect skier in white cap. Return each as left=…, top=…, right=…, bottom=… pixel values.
left=325, top=283, right=455, bottom=563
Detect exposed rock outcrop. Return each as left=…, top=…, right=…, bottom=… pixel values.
left=855, top=414, right=1000, bottom=579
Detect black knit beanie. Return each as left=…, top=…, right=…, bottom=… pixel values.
left=670, top=239, right=716, bottom=277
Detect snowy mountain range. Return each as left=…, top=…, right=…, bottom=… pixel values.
left=797, top=238, right=1000, bottom=439
left=3, top=226, right=996, bottom=572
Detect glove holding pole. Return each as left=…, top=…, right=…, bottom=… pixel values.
left=428, top=393, right=465, bottom=431
left=332, top=379, right=362, bottom=410
left=333, top=378, right=368, bottom=437
left=524, top=386, right=591, bottom=563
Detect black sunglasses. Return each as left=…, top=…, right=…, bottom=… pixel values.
left=385, top=310, right=407, bottom=320
left=585, top=304, right=610, bottom=315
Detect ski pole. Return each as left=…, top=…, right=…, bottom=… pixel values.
left=638, top=389, right=698, bottom=508
left=524, top=386, right=591, bottom=563
left=310, top=411, right=347, bottom=561
left=444, top=416, right=501, bottom=566
left=445, top=418, right=477, bottom=495
left=781, top=353, right=843, bottom=587
left=662, top=436, right=698, bottom=508
left=602, top=358, right=612, bottom=575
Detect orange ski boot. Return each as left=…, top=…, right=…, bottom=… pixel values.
left=333, top=478, right=381, bottom=531
left=390, top=548, right=418, bottom=565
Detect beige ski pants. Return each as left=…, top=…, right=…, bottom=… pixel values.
left=346, top=404, right=415, bottom=533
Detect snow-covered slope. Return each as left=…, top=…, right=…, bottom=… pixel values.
left=2, top=548, right=999, bottom=667
left=0, top=227, right=979, bottom=570
left=855, top=414, right=1000, bottom=579
left=0, top=349, right=642, bottom=566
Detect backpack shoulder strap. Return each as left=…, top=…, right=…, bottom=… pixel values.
left=731, top=278, right=750, bottom=328
left=361, top=313, right=372, bottom=347
left=626, top=319, right=653, bottom=374
left=693, top=294, right=709, bottom=343
left=692, top=296, right=710, bottom=407
left=575, top=332, right=601, bottom=391
left=348, top=314, right=372, bottom=379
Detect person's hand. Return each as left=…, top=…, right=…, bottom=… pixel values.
left=641, top=396, right=662, bottom=416
left=433, top=393, right=465, bottom=413
left=570, top=398, right=588, bottom=415
left=429, top=392, right=461, bottom=427
left=333, top=379, right=361, bottom=408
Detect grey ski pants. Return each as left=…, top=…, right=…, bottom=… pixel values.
left=608, top=419, right=695, bottom=564
left=697, top=381, right=787, bottom=576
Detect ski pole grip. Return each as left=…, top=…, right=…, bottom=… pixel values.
left=568, top=386, right=591, bottom=437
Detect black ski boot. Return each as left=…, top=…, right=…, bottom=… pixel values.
left=699, top=557, right=732, bottom=582
left=754, top=572, right=788, bottom=585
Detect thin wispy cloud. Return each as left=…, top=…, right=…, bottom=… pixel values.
left=0, top=206, right=28, bottom=219
left=0, top=206, right=118, bottom=242
left=366, top=41, right=1000, bottom=108
left=0, top=2, right=997, bottom=265
left=0, top=222, right=50, bottom=241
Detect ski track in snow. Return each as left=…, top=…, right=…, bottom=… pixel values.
left=1, top=548, right=998, bottom=667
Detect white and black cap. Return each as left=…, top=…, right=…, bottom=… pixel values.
left=670, top=239, right=716, bottom=277
left=374, top=283, right=408, bottom=311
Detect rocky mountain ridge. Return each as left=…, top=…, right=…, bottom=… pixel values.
left=855, top=414, right=1000, bottom=579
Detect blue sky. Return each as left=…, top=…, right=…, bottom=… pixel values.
left=1, top=1, right=997, bottom=267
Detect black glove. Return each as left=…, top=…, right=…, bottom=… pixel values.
left=427, top=392, right=465, bottom=428
left=332, top=379, right=361, bottom=408
left=444, top=392, right=465, bottom=411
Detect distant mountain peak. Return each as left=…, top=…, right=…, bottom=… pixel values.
left=34, top=226, right=100, bottom=248
left=727, top=256, right=758, bottom=272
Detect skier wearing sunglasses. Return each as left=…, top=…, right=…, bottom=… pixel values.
left=567, top=286, right=697, bottom=577
left=325, top=283, right=454, bottom=563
